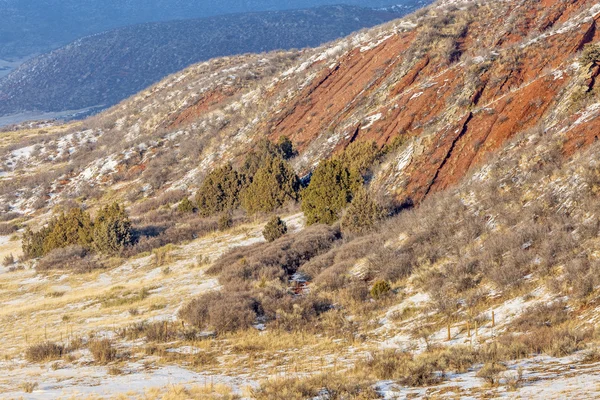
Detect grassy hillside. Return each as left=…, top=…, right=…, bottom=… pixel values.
left=2, top=0, right=600, bottom=397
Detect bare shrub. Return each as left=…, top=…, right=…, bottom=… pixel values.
left=209, top=224, right=340, bottom=286
left=130, top=189, right=186, bottom=216
left=89, top=339, right=117, bottom=364
left=357, top=350, right=442, bottom=386
left=25, top=342, right=64, bottom=362
left=511, top=301, right=569, bottom=332
left=0, top=212, right=22, bottom=222
left=178, top=292, right=259, bottom=334
left=477, top=362, right=507, bottom=386
left=20, top=382, right=39, bottom=393
left=37, top=246, right=104, bottom=274
left=251, top=373, right=379, bottom=400
left=2, top=253, right=15, bottom=267
left=0, top=223, right=18, bottom=235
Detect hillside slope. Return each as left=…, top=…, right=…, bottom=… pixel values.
left=0, top=5, right=411, bottom=121
left=3, top=0, right=600, bottom=398
left=4, top=0, right=600, bottom=212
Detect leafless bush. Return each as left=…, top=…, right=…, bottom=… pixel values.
left=0, top=223, right=18, bottom=235
left=25, top=342, right=64, bottom=362
left=131, top=189, right=187, bottom=216
left=89, top=338, right=117, bottom=364
left=2, top=253, right=15, bottom=267
left=37, top=246, right=104, bottom=274
left=179, top=291, right=259, bottom=334
left=209, top=224, right=340, bottom=287
left=511, top=301, right=569, bottom=332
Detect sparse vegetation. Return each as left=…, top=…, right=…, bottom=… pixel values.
left=263, top=216, right=288, bottom=242
left=25, top=342, right=64, bottom=362
left=89, top=338, right=117, bottom=364
left=341, top=188, right=384, bottom=235
left=5, top=1, right=600, bottom=397
left=2, top=253, right=14, bottom=267
left=370, top=280, right=391, bottom=299
left=20, top=381, right=39, bottom=393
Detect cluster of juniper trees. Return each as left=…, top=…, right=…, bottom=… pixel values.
left=22, top=203, right=132, bottom=258
left=23, top=136, right=391, bottom=259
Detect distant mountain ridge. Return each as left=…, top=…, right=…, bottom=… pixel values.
left=0, top=0, right=426, bottom=58
left=0, top=4, right=422, bottom=121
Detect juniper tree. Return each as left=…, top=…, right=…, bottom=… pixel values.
left=93, top=202, right=133, bottom=254
left=301, top=159, right=362, bottom=225
left=242, top=157, right=300, bottom=214
left=341, top=188, right=385, bottom=235
left=263, top=216, right=288, bottom=242
left=196, top=164, right=242, bottom=217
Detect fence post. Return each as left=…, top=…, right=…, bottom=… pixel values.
left=467, top=321, right=471, bottom=338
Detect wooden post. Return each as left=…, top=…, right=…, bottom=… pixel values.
left=447, top=322, right=451, bottom=341
left=467, top=321, right=471, bottom=338
left=492, top=311, right=496, bottom=328
left=475, top=320, right=478, bottom=338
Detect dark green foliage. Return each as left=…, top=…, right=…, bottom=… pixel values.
left=22, top=207, right=93, bottom=259
left=341, top=188, right=385, bottom=235
left=43, top=208, right=94, bottom=253
left=370, top=280, right=391, bottom=299
left=277, top=135, right=296, bottom=160
left=382, top=134, right=407, bottom=156
left=23, top=203, right=133, bottom=259
left=93, top=203, right=133, bottom=254
left=301, top=159, right=362, bottom=225
left=263, top=216, right=288, bottom=242
left=22, top=227, right=49, bottom=259
left=196, top=164, right=242, bottom=217
left=240, top=139, right=282, bottom=181
left=177, top=197, right=196, bottom=214
left=242, top=157, right=300, bottom=214
left=336, top=140, right=381, bottom=177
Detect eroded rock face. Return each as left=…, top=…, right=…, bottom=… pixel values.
left=247, top=0, right=600, bottom=205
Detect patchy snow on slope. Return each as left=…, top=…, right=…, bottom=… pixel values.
left=396, top=142, right=415, bottom=172
left=363, top=113, right=382, bottom=129
left=1, top=363, right=257, bottom=399
left=360, top=33, right=394, bottom=53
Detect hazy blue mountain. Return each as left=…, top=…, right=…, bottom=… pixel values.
left=0, top=5, right=424, bottom=120
left=0, top=0, right=425, bottom=58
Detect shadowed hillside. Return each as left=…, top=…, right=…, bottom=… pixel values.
left=0, top=0, right=427, bottom=58
left=0, top=5, right=417, bottom=120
